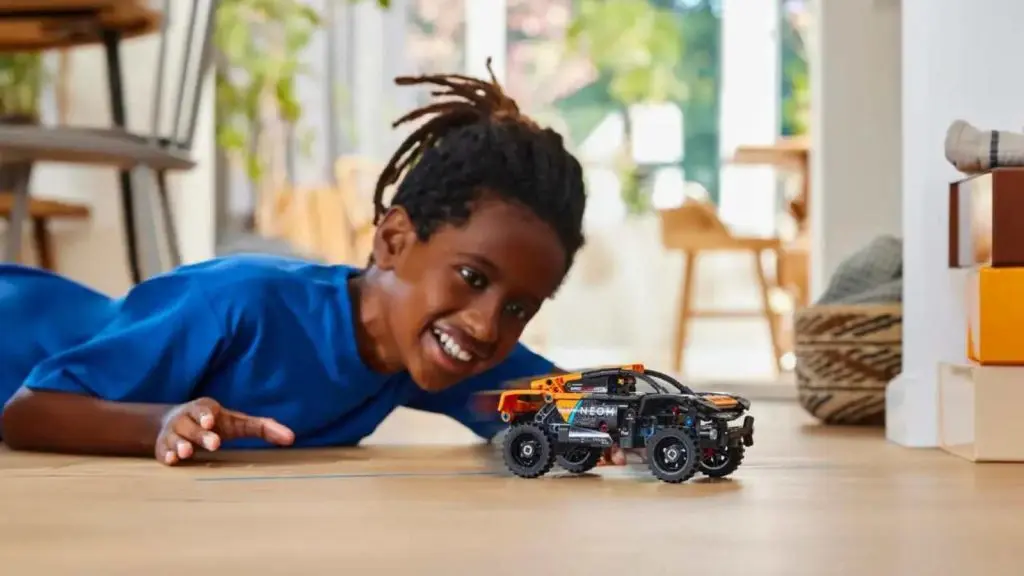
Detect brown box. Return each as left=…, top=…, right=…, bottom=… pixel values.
left=948, top=168, right=1024, bottom=268
left=938, top=362, right=1024, bottom=462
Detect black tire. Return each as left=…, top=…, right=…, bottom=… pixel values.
left=699, top=444, right=745, bottom=478
left=502, top=423, right=555, bottom=479
left=556, top=446, right=604, bottom=474
left=645, top=426, right=699, bottom=484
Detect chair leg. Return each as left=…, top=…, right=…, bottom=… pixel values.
left=155, top=171, right=183, bottom=268
left=3, top=163, right=31, bottom=264
left=31, top=217, right=54, bottom=270
left=101, top=29, right=143, bottom=285
left=672, top=250, right=697, bottom=375
left=753, top=248, right=783, bottom=375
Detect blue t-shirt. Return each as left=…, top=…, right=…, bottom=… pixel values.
left=0, top=255, right=555, bottom=448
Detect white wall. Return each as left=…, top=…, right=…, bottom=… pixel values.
left=808, top=0, right=902, bottom=300
left=1, top=3, right=215, bottom=297
left=887, top=0, right=1024, bottom=447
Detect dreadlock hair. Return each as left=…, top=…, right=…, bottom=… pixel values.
left=372, top=58, right=587, bottom=276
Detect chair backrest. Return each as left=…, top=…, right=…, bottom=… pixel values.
left=148, top=0, right=218, bottom=151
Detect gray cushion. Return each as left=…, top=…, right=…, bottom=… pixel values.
left=817, top=235, right=903, bottom=305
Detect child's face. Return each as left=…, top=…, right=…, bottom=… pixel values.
left=372, top=197, right=567, bottom=391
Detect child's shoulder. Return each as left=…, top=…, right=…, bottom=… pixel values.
left=175, top=253, right=353, bottom=282
left=134, top=254, right=359, bottom=318
left=162, top=254, right=356, bottom=296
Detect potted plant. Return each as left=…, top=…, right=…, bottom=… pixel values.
left=214, top=0, right=390, bottom=195
left=0, top=52, right=48, bottom=191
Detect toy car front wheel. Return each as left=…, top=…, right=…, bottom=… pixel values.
left=699, top=444, right=745, bottom=478
left=502, top=423, right=556, bottom=479
left=556, top=446, right=604, bottom=474
left=645, top=426, right=699, bottom=484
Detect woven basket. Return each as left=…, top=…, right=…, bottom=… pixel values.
left=793, top=303, right=902, bottom=426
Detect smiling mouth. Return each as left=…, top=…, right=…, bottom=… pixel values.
left=430, top=325, right=475, bottom=363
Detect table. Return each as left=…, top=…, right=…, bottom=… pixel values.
left=731, top=136, right=810, bottom=229
left=0, top=0, right=161, bottom=283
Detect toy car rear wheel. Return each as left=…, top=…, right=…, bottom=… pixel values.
left=699, top=444, right=745, bottom=478
left=502, top=423, right=555, bottom=479
left=646, top=426, right=699, bottom=483
left=556, top=446, right=604, bottom=474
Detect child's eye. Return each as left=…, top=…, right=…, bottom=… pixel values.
left=504, top=302, right=529, bottom=321
left=458, top=266, right=488, bottom=290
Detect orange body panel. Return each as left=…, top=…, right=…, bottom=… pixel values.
left=701, top=394, right=739, bottom=408
left=498, top=365, right=649, bottom=421
left=496, top=391, right=545, bottom=415
left=528, top=372, right=582, bottom=393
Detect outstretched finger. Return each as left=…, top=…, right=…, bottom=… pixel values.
left=257, top=417, right=296, bottom=445
left=221, top=411, right=296, bottom=446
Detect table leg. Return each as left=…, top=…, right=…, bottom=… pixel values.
left=101, top=29, right=143, bottom=285
left=3, top=161, right=31, bottom=264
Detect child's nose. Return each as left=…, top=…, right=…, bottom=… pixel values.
left=462, top=300, right=502, bottom=346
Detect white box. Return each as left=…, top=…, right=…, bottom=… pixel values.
left=938, top=362, right=1024, bottom=462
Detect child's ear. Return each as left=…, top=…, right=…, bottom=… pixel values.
left=372, top=206, right=416, bottom=270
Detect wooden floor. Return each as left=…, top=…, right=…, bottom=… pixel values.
left=2, top=400, right=1023, bottom=575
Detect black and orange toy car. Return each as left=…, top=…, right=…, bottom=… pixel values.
left=494, top=364, right=754, bottom=484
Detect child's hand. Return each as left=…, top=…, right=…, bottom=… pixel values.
left=601, top=446, right=628, bottom=466
left=156, top=397, right=295, bottom=465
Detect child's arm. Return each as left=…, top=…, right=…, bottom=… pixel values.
left=1, top=277, right=225, bottom=456
left=403, top=343, right=559, bottom=441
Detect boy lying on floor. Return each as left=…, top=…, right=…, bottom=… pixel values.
left=0, top=63, right=627, bottom=466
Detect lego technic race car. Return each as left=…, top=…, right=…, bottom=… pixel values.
left=494, top=364, right=754, bottom=484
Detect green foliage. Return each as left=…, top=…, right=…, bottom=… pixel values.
left=0, top=53, right=47, bottom=119
left=780, top=11, right=809, bottom=136
left=214, top=0, right=321, bottom=185
left=214, top=0, right=390, bottom=187
left=566, top=0, right=688, bottom=104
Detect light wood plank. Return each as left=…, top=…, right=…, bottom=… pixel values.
left=0, top=401, right=1020, bottom=574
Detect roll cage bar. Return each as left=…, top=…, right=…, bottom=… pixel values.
left=579, top=367, right=695, bottom=395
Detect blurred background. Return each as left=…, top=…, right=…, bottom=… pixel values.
left=0, top=0, right=900, bottom=399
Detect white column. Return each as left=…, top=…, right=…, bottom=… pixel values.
left=350, top=1, right=387, bottom=161
left=717, top=0, right=779, bottom=237
left=464, top=0, right=506, bottom=81
left=808, top=0, right=902, bottom=300
left=888, top=0, right=1024, bottom=447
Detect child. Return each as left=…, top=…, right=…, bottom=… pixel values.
left=0, top=63, right=624, bottom=466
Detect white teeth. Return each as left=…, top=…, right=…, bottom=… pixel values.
left=433, top=326, right=473, bottom=362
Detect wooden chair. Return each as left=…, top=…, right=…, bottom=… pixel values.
left=658, top=198, right=785, bottom=376
left=0, top=194, right=89, bottom=270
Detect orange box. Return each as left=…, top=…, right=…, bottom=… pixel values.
left=967, top=266, right=1024, bottom=364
